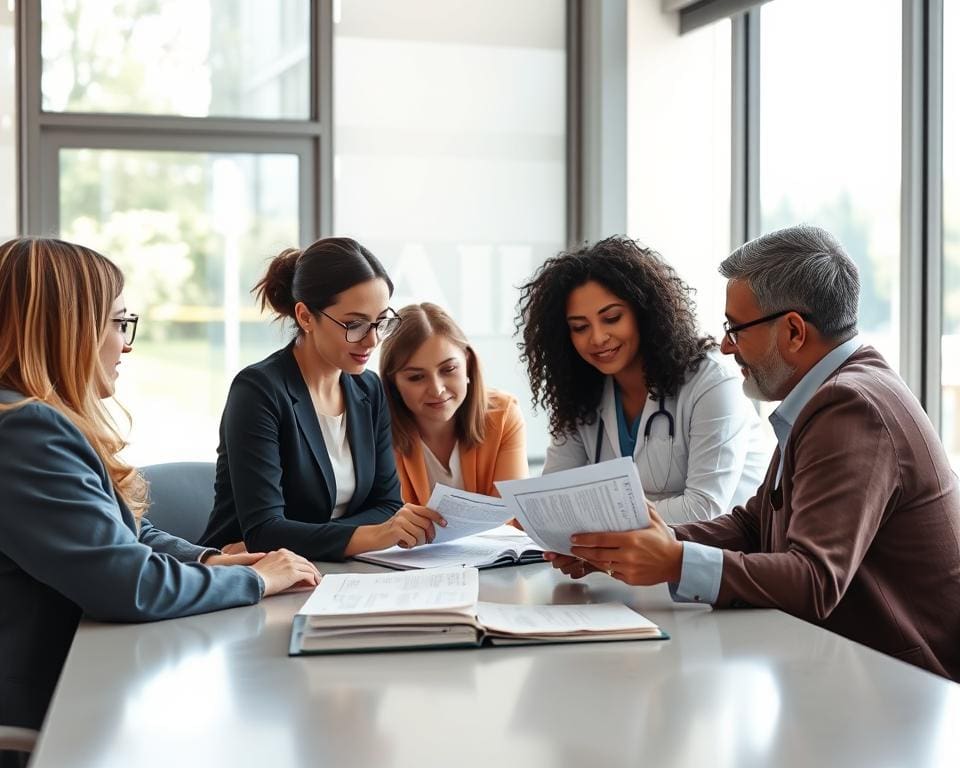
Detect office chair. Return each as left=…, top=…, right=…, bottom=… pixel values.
left=140, top=462, right=216, bottom=544
left=0, top=725, right=39, bottom=766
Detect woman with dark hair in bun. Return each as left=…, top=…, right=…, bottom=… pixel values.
left=199, top=237, right=443, bottom=561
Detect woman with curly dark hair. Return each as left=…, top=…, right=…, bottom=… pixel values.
left=517, top=236, right=766, bottom=524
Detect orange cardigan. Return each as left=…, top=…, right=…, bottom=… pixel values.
left=394, top=389, right=528, bottom=505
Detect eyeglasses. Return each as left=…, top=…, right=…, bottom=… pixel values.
left=318, top=308, right=401, bottom=343
left=111, top=314, right=139, bottom=346
left=722, top=309, right=808, bottom=346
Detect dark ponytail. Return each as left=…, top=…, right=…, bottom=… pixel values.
left=253, top=247, right=300, bottom=318
left=253, top=237, right=393, bottom=334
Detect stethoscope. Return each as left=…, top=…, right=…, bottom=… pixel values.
left=594, top=396, right=676, bottom=491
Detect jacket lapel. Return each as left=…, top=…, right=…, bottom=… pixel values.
left=343, top=374, right=372, bottom=514
left=282, top=345, right=337, bottom=511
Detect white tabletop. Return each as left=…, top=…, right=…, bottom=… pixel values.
left=32, top=562, right=960, bottom=768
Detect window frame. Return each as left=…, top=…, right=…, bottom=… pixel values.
left=730, top=0, right=945, bottom=424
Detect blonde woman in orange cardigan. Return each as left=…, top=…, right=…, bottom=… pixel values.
left=380, top=303, right=528, bottom=511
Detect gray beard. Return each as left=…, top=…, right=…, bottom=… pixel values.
left=741, top=355, right=795, bottom=402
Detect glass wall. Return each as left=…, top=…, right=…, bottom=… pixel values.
left=941, top=0, right=960, bottom=466
left=333, top=0, right=567, bottom=461
left=37, top=0, right=314, bottom=464
left=759, top=0, right=902, bottom=370
left=627, top=4, right=731, bottom=340
left=59, top=149, right=299, bottom=464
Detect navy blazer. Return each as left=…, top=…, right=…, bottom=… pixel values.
left=0, top=391, right=263, bottom=730
left=199, top=341, right=403, bottom=561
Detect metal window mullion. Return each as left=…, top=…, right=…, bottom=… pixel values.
left=36, top=111, right=324, bottom=138
left=17, top=0, right=42, bottom=235
left=566, top=0, right=583, bottom=248
left=730, top=7, right=759, bottom=250
left=924, top=0, right=944, bottom=426
left=316, top=0, right=333, bottom=239
left=901, top=0, right=929, bottom=403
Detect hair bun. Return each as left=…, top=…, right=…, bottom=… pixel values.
left=255, top=248, right=300, bottom=318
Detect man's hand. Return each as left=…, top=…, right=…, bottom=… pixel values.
left=553, top=506, right=683, bottom=586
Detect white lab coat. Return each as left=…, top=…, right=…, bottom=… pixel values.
left=542, top=351, right=769, bottom=524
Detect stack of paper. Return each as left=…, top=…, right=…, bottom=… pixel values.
left=289, top=567, right=668, bottom=655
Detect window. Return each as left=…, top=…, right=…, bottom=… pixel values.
left=59, top=149, right=299, bottom=463
left=941, top=0, right=960, bottom=465
left=627, top=7, right=732, bottom=339
left=34, top=0, right=318, bottom=465
left=41, top=0, right=310, bottom=118
left=759, top=0, right=902, bottom=370
left=333, top=0, right=567, bottom=462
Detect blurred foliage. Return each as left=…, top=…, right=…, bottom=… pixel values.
left=762, top=192, right=891, bottom=333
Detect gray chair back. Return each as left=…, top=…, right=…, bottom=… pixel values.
left=0, top=725, right=38, bottom=764
left=140, top=462, right=215, bottom=545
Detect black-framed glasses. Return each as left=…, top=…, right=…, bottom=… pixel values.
left=111, top=314, right=139, bottom=346
left=318, top=308, right=401, bottom=343
left=723, top=309, right=808, bottom=346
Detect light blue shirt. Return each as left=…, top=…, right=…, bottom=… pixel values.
left=671, top=337, right=863, bottom=604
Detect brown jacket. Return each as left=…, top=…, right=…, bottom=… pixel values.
left=674, top=347, right=960, bottom=680
left=395, top=390, right=528, bottom=505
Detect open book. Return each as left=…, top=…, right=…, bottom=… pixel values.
left=289, top=567, right=667, bottom=655
left=353, top=525, right=544, bottom=570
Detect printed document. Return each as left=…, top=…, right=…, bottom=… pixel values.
left=426, top=484, right=511, bottom=544
left=495, top=457, right=649, bottom=555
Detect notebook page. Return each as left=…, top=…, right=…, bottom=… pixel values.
left=476, top=601, right=658, bottom=635
left=356, top=536, right=522, bottom=569
left=299, top=566, right=479, bottom=617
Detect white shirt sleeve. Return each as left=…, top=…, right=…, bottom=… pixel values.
left=669, top=541, right=723, bottom=603
left=542, top=429, right=589, bottom=474
left=654, top=374, right=755, bottom=524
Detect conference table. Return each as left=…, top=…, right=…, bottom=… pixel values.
left=31, top=561, right=959, bottom=768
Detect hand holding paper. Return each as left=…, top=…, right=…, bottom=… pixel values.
left=494, top=458, right=651, bottom=555
left=425, top=485, right=513, bottom=544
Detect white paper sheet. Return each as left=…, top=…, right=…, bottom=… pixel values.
left=425, top=484, right=511, bottom=544
left=476, top=601, right=658, bottom=635
left=354, top=533, right=541, bottom=570
left=298, top=566, right=479, bottom=617
left=495, top=457, right=649, bottom=555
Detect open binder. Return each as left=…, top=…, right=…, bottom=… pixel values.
left=289, top=567, right=668, bottom=655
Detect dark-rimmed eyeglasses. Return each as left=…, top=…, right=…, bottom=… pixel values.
left=723, top=309, right=808, bottom=346
left=111, top=314, right=139, bottom=346
left=318, top=308, right=401, bottom=343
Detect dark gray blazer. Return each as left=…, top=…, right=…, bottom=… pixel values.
left=199, top=342, right=403, bottom=561
left=0, top=391, right=263, bottom=730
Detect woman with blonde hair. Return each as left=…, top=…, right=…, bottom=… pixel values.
left=0, top=237, right=318, bottom=734
left=380, top=303, right=528, bottom=506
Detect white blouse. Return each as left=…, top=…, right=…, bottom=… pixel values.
left=421, top=439, right=464, bottom=494
left=316, top=409, right=356, bottom=519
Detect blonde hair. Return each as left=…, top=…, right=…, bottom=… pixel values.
left=0, top=237, right=148, bottom=518
left=380, top=303, right=487, bottom=455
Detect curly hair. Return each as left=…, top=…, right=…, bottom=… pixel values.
left=516, top=236, right=715, bottom=439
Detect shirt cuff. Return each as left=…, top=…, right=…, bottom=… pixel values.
left=197, top=547, right=221, bottom=564
left=669, top=541, right=723, bottom=604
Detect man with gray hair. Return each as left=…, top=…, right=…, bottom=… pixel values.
left=553, top=224, right=960, bottom=680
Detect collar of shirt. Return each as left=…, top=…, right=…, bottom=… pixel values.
left=769, top=335, right=862, bottom=487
